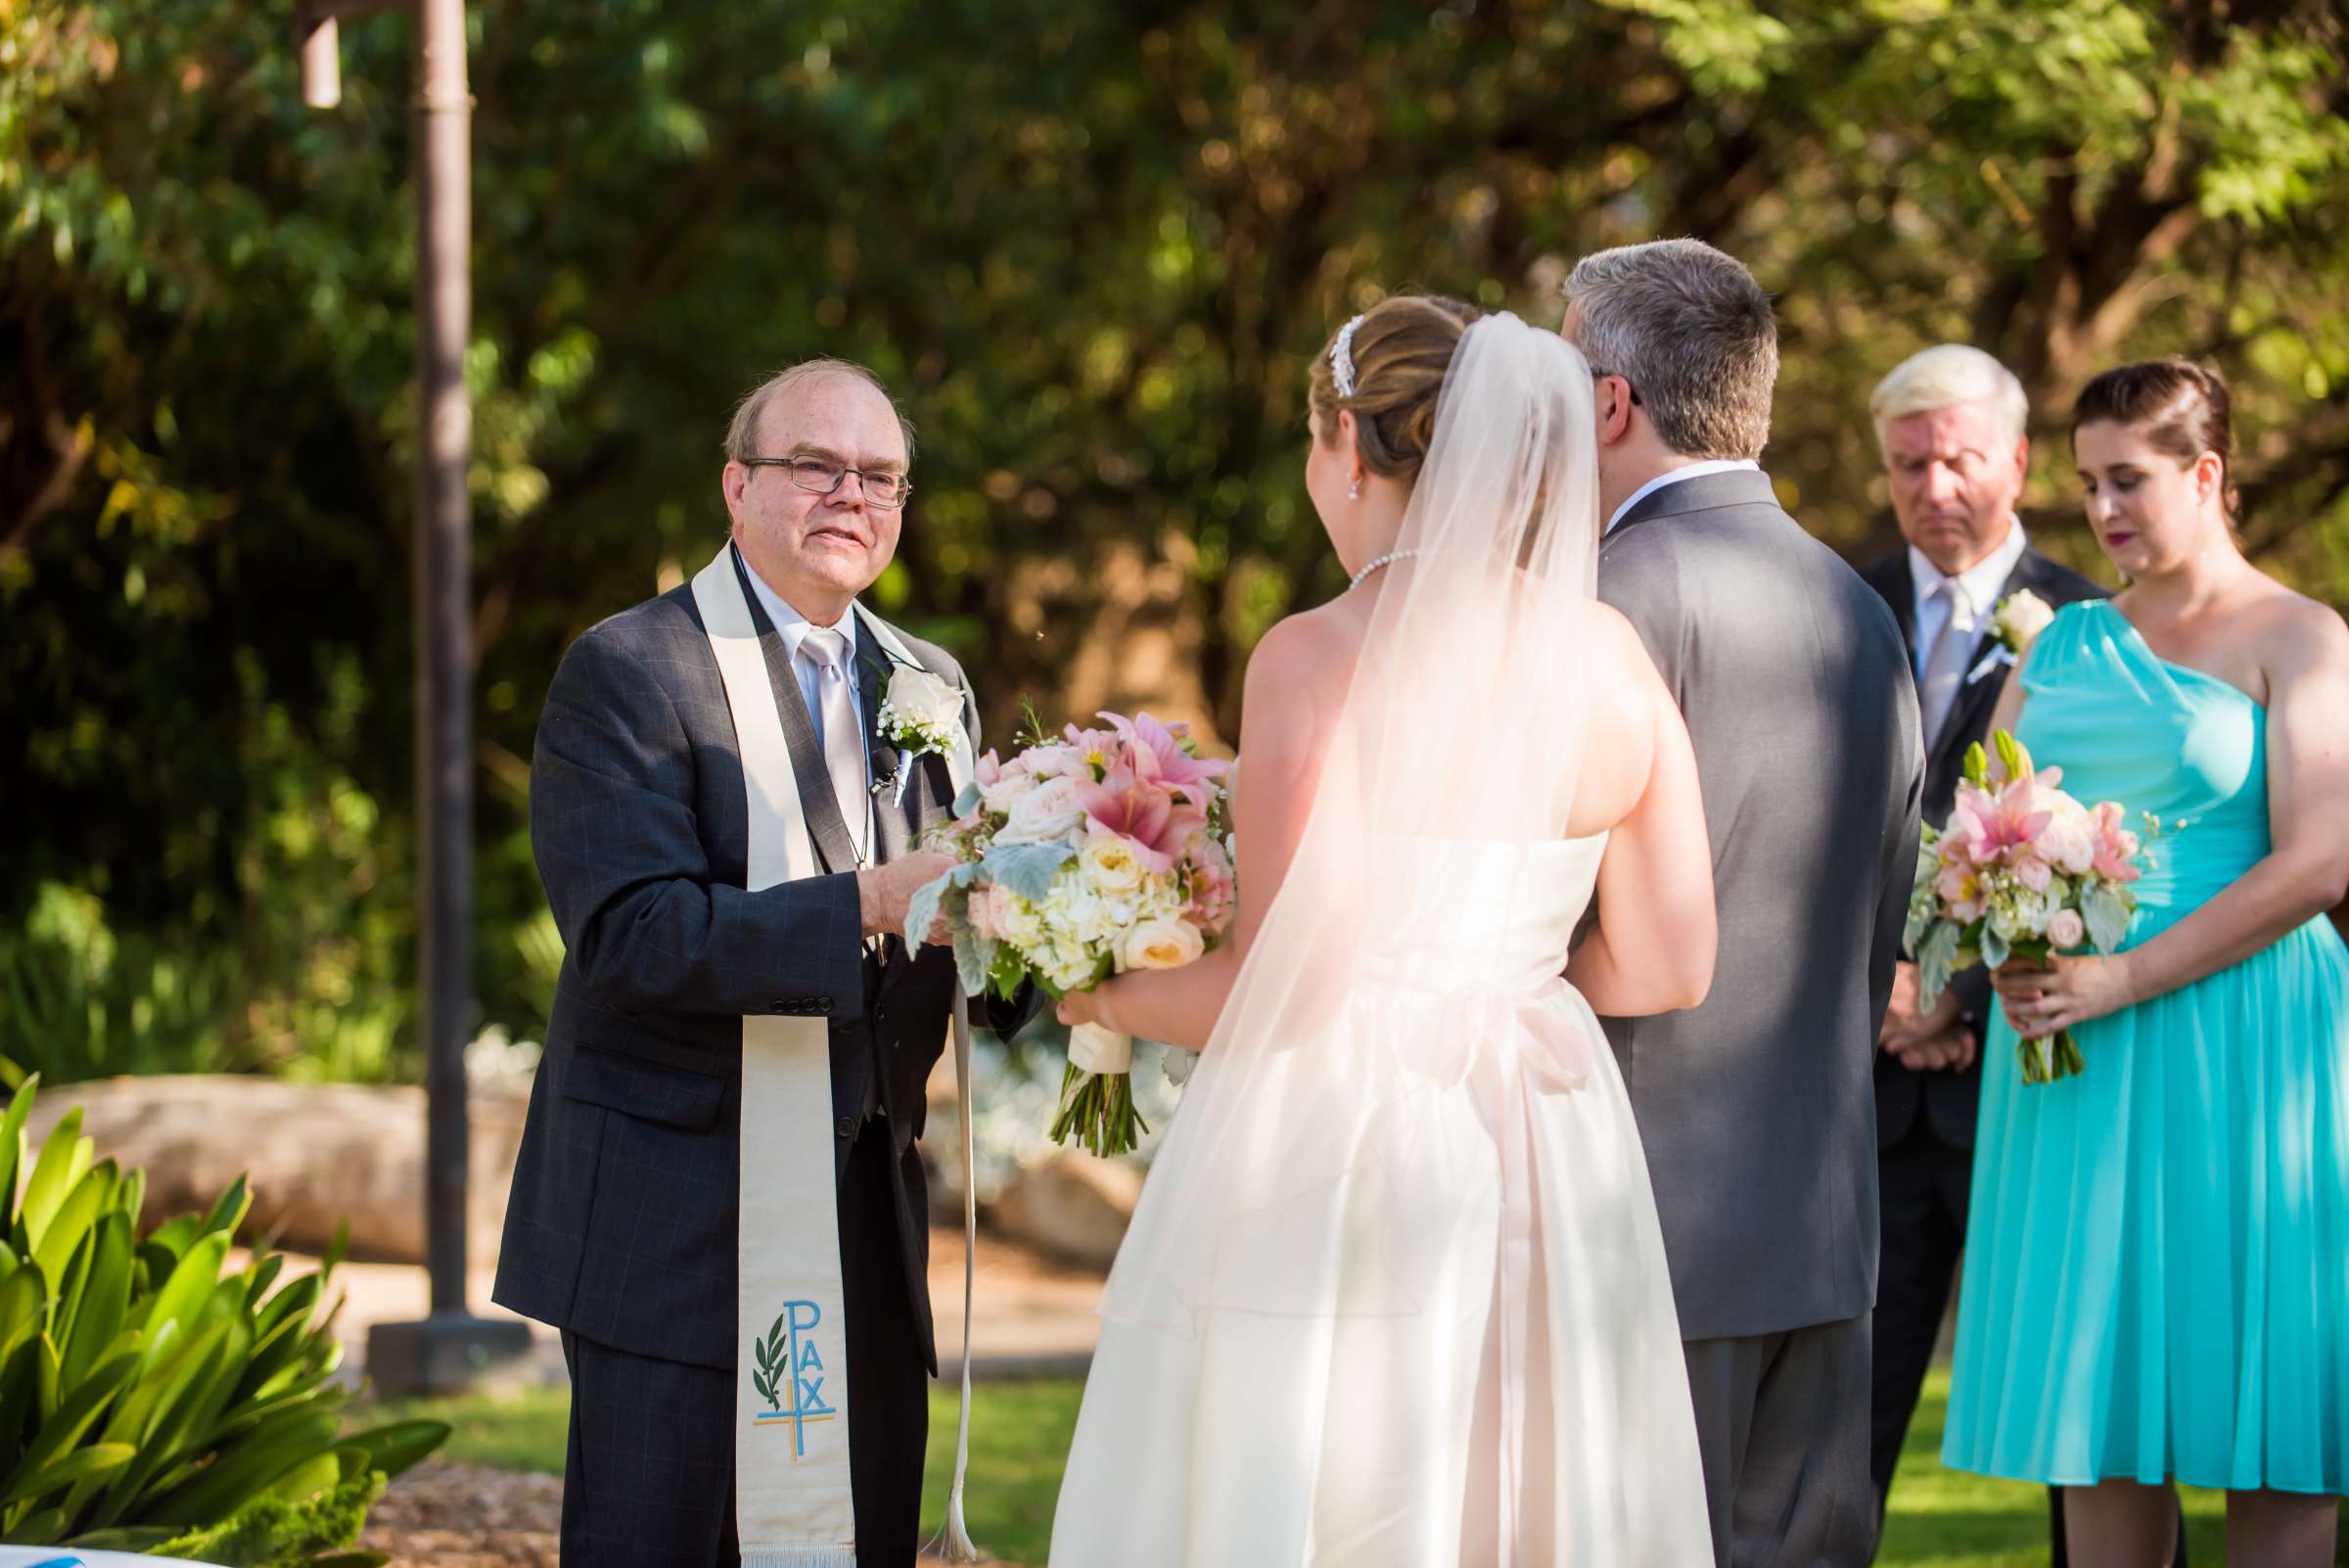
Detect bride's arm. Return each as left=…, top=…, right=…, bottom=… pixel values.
left=1567, top=640, right=1716, bottom=1016
left=1057, top=615, right=1338, bottom=1050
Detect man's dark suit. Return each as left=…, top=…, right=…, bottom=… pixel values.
left=1857, top=539, right=2104, bottom=1521
left=1597, top=469, right=1924, bottom=1568
left=495, top=545, right=1022, bottom=1567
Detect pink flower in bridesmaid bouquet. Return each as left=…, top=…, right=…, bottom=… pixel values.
left=2014, top=856, right=2054, bottom=893
left=1951, top=777, right=2052, bottom=869
left=2090, top=801, right=2144, bottom=882
left=1935, top=863, right=1990, bottom=923
left=2047, top=907, right=2087, bottom=949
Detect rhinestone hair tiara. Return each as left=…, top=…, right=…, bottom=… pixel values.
left=1329, top=313, right=1365, bottom=399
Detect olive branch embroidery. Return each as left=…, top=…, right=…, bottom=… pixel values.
left=752, top=1308, right=791, bottom=1411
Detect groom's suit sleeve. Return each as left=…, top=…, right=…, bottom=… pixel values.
left=530, top=624, right=868, bottom=1026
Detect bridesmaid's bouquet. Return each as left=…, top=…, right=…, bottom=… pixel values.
left=1904, top=730, right=2160, bottom=1084
left=907, top=711, right=1235, bottom=1155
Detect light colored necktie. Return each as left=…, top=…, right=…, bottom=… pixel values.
left=1917, top=578, right=1976, bottom=745
left=800, top=626, right=870, bottom=864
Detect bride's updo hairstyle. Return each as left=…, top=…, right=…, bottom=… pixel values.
left=1308, top=295, right=1482, bottom=486
left=2072, top=358, right=2242, bottom=524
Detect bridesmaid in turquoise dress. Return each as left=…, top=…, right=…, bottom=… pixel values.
left=1942, top=361, right=2349, bottom=1566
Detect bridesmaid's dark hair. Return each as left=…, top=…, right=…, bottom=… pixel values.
left=1308, top=295, right=1483, bottom=485
left=2071, top=358, right=2241, bottom=523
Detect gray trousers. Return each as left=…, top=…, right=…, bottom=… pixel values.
left=1683, top=1314, right=1874, bottom=1568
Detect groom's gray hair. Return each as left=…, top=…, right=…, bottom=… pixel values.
left=724, top=357, right=917, bottom=464
left=1562, top=239, right=1777, bottom=461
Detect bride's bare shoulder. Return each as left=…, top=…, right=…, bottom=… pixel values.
left=1246, top=601, right=1362, bottom=694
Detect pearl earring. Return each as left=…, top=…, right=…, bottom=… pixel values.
left=1348, top=475, right=1361, bottom=501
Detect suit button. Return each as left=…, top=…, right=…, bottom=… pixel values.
left=816, top=995, right=834, bottom=1013
left=769, top=1000, right=788, bottom=1014
left=836, top=1116, right=855, bottom=1138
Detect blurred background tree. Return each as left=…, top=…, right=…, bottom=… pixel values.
left=6, top=0, right=2344, bottom=1081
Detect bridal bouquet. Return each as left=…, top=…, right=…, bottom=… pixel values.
left=907, top=711, right=1235, bottom=1155
left=1904, top=731, right=2163, bottom=1084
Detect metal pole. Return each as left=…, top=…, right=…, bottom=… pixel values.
left=414, top=0, right=472, bottom=1316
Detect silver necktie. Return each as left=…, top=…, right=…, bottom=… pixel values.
left=1917, top=578, right=1977, bottom=746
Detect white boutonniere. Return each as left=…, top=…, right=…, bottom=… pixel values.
left=873, top=660, right=965, bottom=805
left=1990, top=589, right=2055, bottom=655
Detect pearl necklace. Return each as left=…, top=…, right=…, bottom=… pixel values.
left=1349, top=547, right=1424, bottom=590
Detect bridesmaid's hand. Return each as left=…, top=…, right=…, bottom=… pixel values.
left=1992, top=953, right=2138, bottom=1038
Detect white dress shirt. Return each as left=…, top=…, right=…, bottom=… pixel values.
left=1605, top=459, right=1765, bottom=534
left=1908, top=521, right=2027, bottom=681
left=738, top=549, right=868, bottom=786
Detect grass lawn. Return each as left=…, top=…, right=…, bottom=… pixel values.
left=363, top=1368, right=2345, bottom=1566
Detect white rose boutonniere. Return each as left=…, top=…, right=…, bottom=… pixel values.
left=874, top=662, right=965, bottom=804
left=1991, top=589, right=2056, bottom=656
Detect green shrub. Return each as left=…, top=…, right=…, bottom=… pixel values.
left=0, top=1077, right=444, bottom=1558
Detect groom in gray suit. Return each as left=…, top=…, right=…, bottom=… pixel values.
left=1565, top=240, right=1924, bottom=1567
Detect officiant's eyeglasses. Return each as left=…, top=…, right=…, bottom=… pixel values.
left=742, top=455, right=913, bottom=509
left=1589, top=366, right=1642, bottom=406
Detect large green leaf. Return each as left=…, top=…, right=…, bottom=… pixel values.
left=0, top=1079, right=41, bottom=1227
left=59, top=1214, right=133, bottom=1395
left=198, top=1175, right=251, bottom=1242
left=14, top=1441, right=135, bottom=1499
left=135, top=1231, right=230, bottom=1373
left=18, top=1110, right=88, bottom=1252
left=32, top=1161, right=115, bottom=1284
left=0, top=1343, right=138, bottom=1499
left=337, top=1419, right=451, bottom=1482
left=135, top=1406, right=342, bottom=1527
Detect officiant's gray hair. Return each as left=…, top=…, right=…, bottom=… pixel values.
left=1868, top=345, right=2029, bottom=451
left=1562, top=239, right=1777, bottom=461
left=724, top=357, right=918, bottom=464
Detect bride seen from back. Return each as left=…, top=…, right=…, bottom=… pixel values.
left=1046, top=296, right=1721, bottom=1567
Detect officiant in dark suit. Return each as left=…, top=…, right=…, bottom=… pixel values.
left=494, top=359, right=1027, bottom=1568
left=1855, top=345, right=2107, bottom=1555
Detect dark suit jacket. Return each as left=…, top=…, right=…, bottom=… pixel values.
left=1596, top=469, right=1924, bottom=1342
left=1858, top=541, right=2106, bottom=1150
left=493, top=545, right=1022, bottom=1376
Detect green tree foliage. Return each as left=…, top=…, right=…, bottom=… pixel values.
left=4, top=0, right=2343, bottom=1074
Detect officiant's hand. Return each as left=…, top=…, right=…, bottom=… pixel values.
left=1890, top=1022, right=1976, bottom=1074
left=858, top=850, right=957, bottom=943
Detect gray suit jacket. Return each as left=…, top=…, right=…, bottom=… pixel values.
left=1595, top=470, right=1924, bottom=1341
left=493, top=545, right=1023, bottom=1374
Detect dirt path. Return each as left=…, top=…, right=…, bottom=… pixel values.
left=361, top=1460, right=1024, bottom=1568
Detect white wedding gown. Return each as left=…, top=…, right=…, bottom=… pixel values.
left=1049, top=836, right=1712, bottom=1567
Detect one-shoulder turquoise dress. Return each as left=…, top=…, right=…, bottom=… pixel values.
left=1943, top=600, right=2349, bottom=1494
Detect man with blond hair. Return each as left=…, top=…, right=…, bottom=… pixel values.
left=1855, top=345, right=2104, bottom=1549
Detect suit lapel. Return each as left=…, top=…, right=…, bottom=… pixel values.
left=728, top=546, right=862, bottom=875
left=1885, top=552, right=1918, bottom=656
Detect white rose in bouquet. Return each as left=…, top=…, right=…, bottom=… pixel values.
left=995, top=775, right=1089, bottom=846
left=1122, top=914, right=1206, bottom=971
